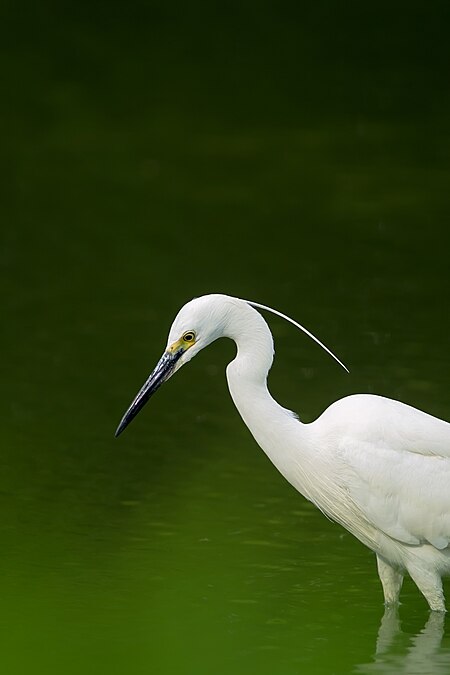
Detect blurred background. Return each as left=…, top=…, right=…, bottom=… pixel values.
left=1, top=1, right=450, bottom=673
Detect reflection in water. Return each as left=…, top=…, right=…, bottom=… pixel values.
left=356, top=608, right=449, bottom=674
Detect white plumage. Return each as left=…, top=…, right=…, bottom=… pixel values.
left=116, top=293, right=450, bottom=611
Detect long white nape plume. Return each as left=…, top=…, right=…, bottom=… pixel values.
left=244, top=299, right=349, bottom=373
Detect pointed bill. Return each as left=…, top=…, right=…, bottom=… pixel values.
left=115, top=349, right=182, bottom=437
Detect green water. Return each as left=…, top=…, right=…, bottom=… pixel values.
left=2, top=2, right=450, bottom=673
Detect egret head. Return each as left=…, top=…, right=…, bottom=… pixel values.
left=115, top=293, right=348, bottom=437
left=115, top=295, right=236, bottom=437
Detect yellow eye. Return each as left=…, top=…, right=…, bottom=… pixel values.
left=183, top=331, right=196, bottom=343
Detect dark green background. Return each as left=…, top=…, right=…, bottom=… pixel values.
left=2, top=2, right=450, bottom=673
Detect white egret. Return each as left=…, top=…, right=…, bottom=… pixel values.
left=116, top=294, right=450, bottom=611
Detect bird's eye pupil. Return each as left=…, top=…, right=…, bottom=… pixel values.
left=183, top=332, right=195, bottom=342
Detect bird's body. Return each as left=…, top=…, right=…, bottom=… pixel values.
left=116, top=294, right=450, bottom=611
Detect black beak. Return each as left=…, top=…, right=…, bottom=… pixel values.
left=115, top=349, right=183, bottom=437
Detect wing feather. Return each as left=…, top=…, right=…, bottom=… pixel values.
left=317, top=395, right=450, bottom=548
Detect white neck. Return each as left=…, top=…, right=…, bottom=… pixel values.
left=214, top=298, right=374, bottom=549
left=222, top=302, right=313, bottom=485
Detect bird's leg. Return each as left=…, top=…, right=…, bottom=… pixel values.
left=406, top=565, right=446, bottom=612
left=376, top=555, right=403, bottom=605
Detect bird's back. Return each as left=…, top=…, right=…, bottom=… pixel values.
left=311, top=394, right=450, bottom=552
left=315, top=393, right=450, bottom=458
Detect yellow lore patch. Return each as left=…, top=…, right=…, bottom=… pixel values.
left=167, top=332, right=196, bottom=354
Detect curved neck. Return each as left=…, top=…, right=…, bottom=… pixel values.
left=223, top=304, right=307, bottom=470
left=216, top=299, right=364, bottom=543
